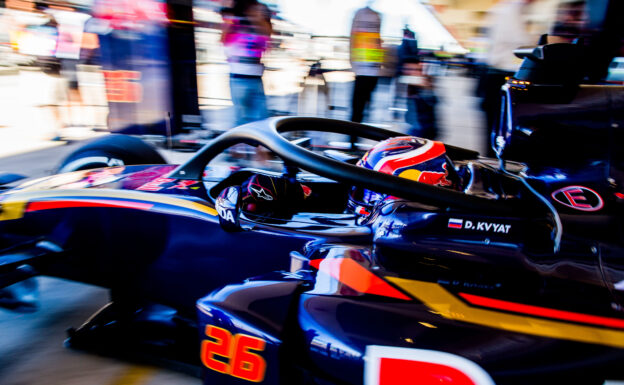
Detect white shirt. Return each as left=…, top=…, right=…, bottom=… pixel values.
left=485, top=0, right=534, bottom=72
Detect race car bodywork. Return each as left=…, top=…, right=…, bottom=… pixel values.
left=2, top=43, right=624, bottom=384
left=0, top=164, right=314, bottom=313
left=194, top=49, right=624, bottom=384
left=199, top=232, right=624, bottom=385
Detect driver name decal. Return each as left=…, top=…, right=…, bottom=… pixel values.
left=448, top=218, right=511, bottom=234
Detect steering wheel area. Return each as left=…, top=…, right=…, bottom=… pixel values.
left=167, top=117, right=515, bottom=214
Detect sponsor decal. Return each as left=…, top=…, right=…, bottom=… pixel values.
left=63, top=167, right=126, bottom=189
left=447, top=218, right=511, bottom=234
left=250, top=186, right=273, bottom=201
left=136, top=178, right=197, bottom=192
left=216, top=205, right=235, bottom=223
left=126, top=166, right=177, bottom=181
left=201, top=325, right=266, bottom=382
left=137, top=177, right=176, bottom=192
left=167, top=180, right=197, bottom=190
left=551, top=186, right=604, bottom=212
left=364, top=346, right=495, bottom=385
left=399, top=163, right=453, bottom=187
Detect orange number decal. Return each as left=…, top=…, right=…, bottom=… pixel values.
left=231, top=334, right=267, bottom=382
left=201, top=325, right=267, bottom=382
left=201, top=325, right=232, bottom=374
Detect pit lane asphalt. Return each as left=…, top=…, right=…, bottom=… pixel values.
left=0, top=142, right=200, bottom=385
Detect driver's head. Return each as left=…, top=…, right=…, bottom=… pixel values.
left=349, top=136, right=453, bottom=216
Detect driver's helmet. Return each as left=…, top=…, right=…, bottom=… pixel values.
left=348, top=136, right=453, bottom=216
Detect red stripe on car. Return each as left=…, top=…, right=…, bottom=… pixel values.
left=26, top=199, right=154, bottom=212
left=459, top=292, right=624, bottom=329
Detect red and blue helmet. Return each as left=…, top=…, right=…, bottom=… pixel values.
left=350, top=136, right=453, bottom=216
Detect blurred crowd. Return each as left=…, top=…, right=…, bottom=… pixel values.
left=0, top=0, right=621, bottom=154
left=0, top=0, right=106, bottom=144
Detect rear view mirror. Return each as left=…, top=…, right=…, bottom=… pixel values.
left=216, top=186, right=242, bottom=232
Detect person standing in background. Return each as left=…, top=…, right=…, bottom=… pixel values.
left=391, top=26, right=417, bottom=120
left=221, top=0, right=272, bottom=126
left=397, top=26, right=418, bottom=67
left=477, top=0, right=537, bottom=156
left=401, top=56, right=438, bottom=139
left=349, top=0, right=383, bottom=144
left=550, top=1, right=586, bottom=42
left=48, top=5, right=91, bottom=136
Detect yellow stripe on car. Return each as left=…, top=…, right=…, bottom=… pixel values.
left=388, top=277, right=624, bottom=349
left=0, top=189, right=217, bottom=221
left=0, top=199, right=27, bottom=221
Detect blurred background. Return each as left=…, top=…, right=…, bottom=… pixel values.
left=0, top=0, right=623, bottom=384
left=0, top=0, right=620, bottom=161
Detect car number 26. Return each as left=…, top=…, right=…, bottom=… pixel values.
left=201, top=325, right=267, bottom=382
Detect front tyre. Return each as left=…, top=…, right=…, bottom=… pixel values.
left=57, top=134, right=166, bottom=172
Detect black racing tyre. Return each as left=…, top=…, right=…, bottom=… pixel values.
left=57, top=134, right=166, bottom=173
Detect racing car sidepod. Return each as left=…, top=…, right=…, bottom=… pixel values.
left=197, top=271, right=311, bottom=384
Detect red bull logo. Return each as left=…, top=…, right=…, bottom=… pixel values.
left=398, top=164, right=452, bottom=187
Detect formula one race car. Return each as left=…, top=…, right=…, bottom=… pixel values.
left=1, top=41, right=624, bottom=385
